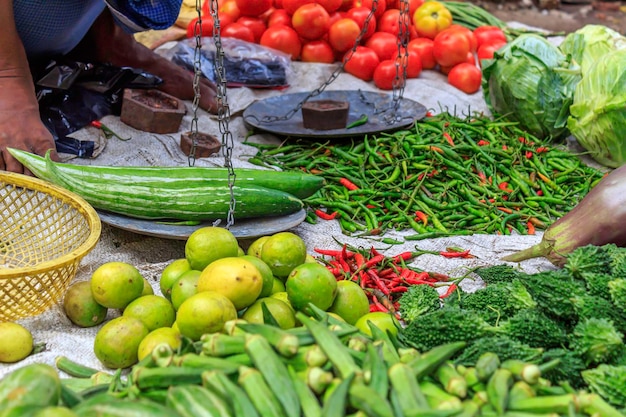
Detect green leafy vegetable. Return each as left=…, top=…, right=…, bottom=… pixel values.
left=567, top=49, right=626, bottom=168
left=559, top=24, right=626, bottom=76
left=482, top=34, right=581, bottom=140
left=397, top=284, right=441, bottom=324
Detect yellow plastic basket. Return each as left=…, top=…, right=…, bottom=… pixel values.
left=0, top=171, right=101, bottom=322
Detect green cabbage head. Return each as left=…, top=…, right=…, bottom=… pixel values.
left=559, top=24, right=626, bottom=77
left=482, top=34, right=581, bottom=141
left=567, top=49, right=626, bottom=168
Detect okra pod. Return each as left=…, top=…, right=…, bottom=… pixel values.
left=349, top=382, right=395, bottom=417
left=245, top=334, right=301, bottom=417
left=407, top=341, right=467, bottom=379
left=500, top=359, right=542, bottom=385
left=475, top=352, right=501, bottom=381
left=297, top=313, right=362, bottom=379
left=201, top=333, right=247, bottom=357
left=170, top=353, right=241, bottom=373
left=283, top=345, right=328, bottom=371
left=363, top=342, right=390, bottom=399
left=434, top=361, right=468, bottom=398
left=288, top=366, right=323, bottom=417
left=235, top=322, right=300, bottom=357
left=508, top=380, right=536, bottom=405
left=419, top=380, right=463, bottom=411
left=486, top=368, right=513, bottom=415
left=321, top=372, right=356, bottom=417
left=131, top=367, right=205, bottom=391
left=55, top=356, right=100, bottom=379
left=202, top=370, right=260, bottom=417
left=367, top=323, right=401, bottom=366
left=388, top=362, right=429, bottom=412
left=166, top=384, right=231, bottom=417
left=238, top=366, right=287, bottom=417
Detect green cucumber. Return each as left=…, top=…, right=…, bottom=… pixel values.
left=42, top=152, right=303, bottom=221
left=0, top=364, right=61, bottom=411
left=7, top=148, right=324, bottom=199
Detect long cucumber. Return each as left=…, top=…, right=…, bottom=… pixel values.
left=42, top=152, right=303, bottom=221
left=7, top=148, right=324, bottom=199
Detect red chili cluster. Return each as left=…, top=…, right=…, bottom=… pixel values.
left=314, top=245, right=460, bottom=316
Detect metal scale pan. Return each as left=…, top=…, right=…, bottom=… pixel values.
left=243, top=89, right=428, bottom=138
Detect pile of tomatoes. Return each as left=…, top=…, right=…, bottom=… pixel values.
left=188, top=0, right=508, bottom=94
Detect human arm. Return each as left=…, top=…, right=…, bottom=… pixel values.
left=0, top=1, right=59, bottom=174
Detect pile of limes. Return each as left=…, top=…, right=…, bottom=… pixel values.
left=60, top=226, right=385, bottom=370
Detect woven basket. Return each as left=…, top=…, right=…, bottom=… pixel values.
left=0, top=171, right=101, bottom=322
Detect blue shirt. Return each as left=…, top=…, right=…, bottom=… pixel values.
left=13, top=0, right=183, bottom=59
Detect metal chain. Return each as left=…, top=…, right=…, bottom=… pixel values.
left=388, top=0, right=410, bottom=124
left=208, top=0, right=236, bottom=229
left=187, top=0, right=203, bottom=167
left=190, top=0, right=236, bottom=228
left=255, top=0, right=380, bottom=124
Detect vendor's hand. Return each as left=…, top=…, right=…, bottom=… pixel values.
left=0, top=74, right=59, bottom=174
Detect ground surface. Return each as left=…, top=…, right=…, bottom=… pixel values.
left=478, top=0, right=626, bottom=34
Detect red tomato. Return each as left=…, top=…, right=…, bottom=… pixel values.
left=343, top=46, right=380, bottom=81
left=377, top=9, right=412, bottom=37
left=317, top=0, right=343, bottom=13
left=345, top=6, right=377, bottom=40
left=221, top=22, right=255, bottom=43
left=301, top=40, right=336, bottom=63
left=447, top=62, right=482, bottom=94
left=372, top=59, right=398, bottom=90
left=235, top=0, right=272, bottom=16
left=275, top=0, right=283, bottom=8
left=328, top=10, right=346, bottom=27
left=282, top=0, right=315, bottom=15
left=219, top=0, right=241, bottom=21
left=447, top=24, right=477, bottom=52
left=260, top=24, right=302, bottom=59
left=365, top=31, right=398, bottom=61
left=353, top=0, right=386, bottom=19
left=292, top=3, right=331, bottom=40
left=407, top=37, right=436, bottom=69
left=476, top=40, right=506, bottom=65
left=339, top=0, right=353, bottom=11
left=236, top=16, right=267, bottom=43
left=186, top=15, right=215, bottom=38
left=388, top=0, right=424, bottom=15
left=268, top=8, right=292, bottom=26
left=432, top=27, right=471, bottom=67
left=397, top=48, right=422, bottom=78
left=473, top=25, right=507, bottom=50
left=328, top=18, right=361, bottom=53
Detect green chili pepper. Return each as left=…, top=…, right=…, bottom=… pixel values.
left=347, top=114, right=368, bottom=129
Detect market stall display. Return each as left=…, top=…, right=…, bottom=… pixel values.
left=2, top=0, right=626, bottom=415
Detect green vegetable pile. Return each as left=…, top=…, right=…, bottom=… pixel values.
left=2, top=305, right=625, bottom=416
left=248, top=111, right=605, bottom=237
left=397, top=243, right=626, bottom=409
left=483, top=24, right=626, bottom=168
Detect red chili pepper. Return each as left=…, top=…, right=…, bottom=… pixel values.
left=536, top=190, right=543, bottom=196
left=328, top=268, right=342, bottom=277
left=439, top=249, right=472, bottom=258
left=367, top=270, right=390, bottom=296
left=429, top=272, right=450, bottom=281
left=429, top=146, right=443, bottom=154
left=364, top=254, right=385, bottom=269
left=502, top=145, right=508, bottom=151
left=354, top=252, right=365, bottom=269
left=404, top=278, right=432, bottom=286
left=365, top=204, right=377, bottom=209
left=443, top=132, right=454, bottom=146
left=497, top=206, right=514, bottom=214
left=369, top=302, right=386, bottom=312
left=414, top=211, right=428, bottom=227
left=339, top=178, right=359, bottom=191
left=439, top=283, right=457, bottom=299
left=426, top=111, right=433, bottom=117
left=392, top=251, right=415, bottom=263
left=525, top=150, right=533, bottom=159
left=498, top=182, right=513, bottom=193
left=90, top=120, right=103, bottom=128
left=314, top=209, right=338, bottom=220
left=535, top=146, right=549, bottom=153
left=314, top=248, right=344, bottom=257
left=390, top=286, right=409, bottom=293
left=527, top=220, right=536, bottom=235
left=477, top=139, right=490, bottom=146
left=517, top=136, right=527, bottom=144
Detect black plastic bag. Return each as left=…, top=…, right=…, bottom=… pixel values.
left=35, top=60, right=162, bottom=157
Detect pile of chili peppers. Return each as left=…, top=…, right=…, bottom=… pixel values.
left=248, top=111, right=606, bottom=238
left=314, top=243, right=471, bottom=318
